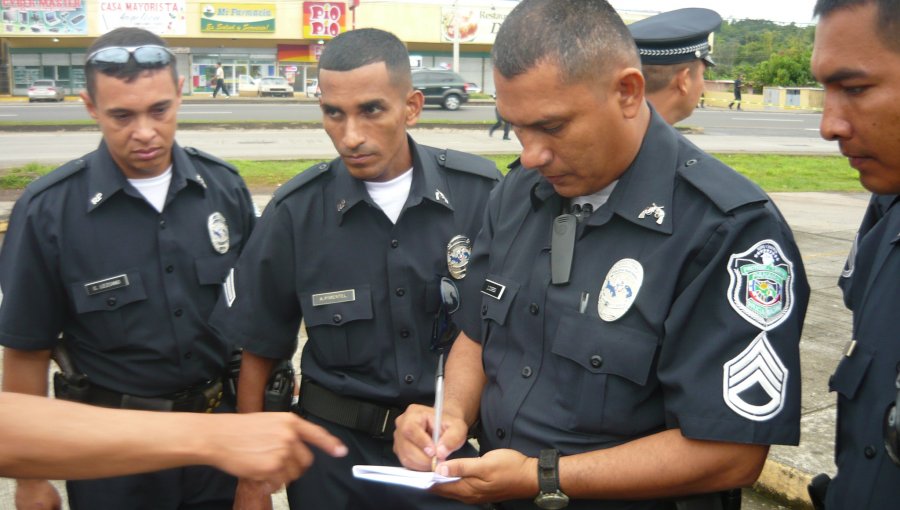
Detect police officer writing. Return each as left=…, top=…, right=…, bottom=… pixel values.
left=393, top=1, right=810, bottom=509
left=0, top=392, right=346, bottom=483
left=0, top=27, right=258, bottom=509
left=629, top=8, right=722, bottom=125
left=209, top=29, right=500, bottom=510
left=809, top=1, right=900, bottom=508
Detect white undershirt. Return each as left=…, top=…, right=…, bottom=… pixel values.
left=128, top=166, right=173, bottom=213
left=364, top=167, right=413, bottom=224
left=572, top=180, right=618, bottom=212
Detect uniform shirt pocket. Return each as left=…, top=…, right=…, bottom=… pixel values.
left=300, top=285, right=374, bottom=369
left=195, top=253, right=238, bottom=286
left=550, top=311, right=660, bottom=435
left=829, top=347, right=873, bottom=400
left=69, top=272, right=148, bottom=350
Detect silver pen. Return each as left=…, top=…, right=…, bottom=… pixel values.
left=431, top=352, right=445, bottom=471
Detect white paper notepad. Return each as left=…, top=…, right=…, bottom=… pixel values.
left=352, top=465, right=461, bottom=489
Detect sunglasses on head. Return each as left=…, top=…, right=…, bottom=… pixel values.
left=431, top=277, right=460, bottom=354
left=86, top=45, right=174, bottom=70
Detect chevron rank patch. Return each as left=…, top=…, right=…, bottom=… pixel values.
left=723, top=332, right=788, bottom=421
left=223, top=268, right=236, bottom=308
left=727, top=240, right=795, bottom=331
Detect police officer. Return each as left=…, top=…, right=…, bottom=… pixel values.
left=809, top=1, right=900, bottom=508
left=393, top=1, right=810, bottom=509
left=0, top=27, right=256, bottom=509
left=210, top=28, right=500, bottom=510
left=629, top=8, right=722, bottom=125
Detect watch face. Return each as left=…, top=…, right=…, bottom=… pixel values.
left=534, top=492, right=570, bottom=510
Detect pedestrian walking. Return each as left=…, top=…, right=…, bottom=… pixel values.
left=213, top=62, right=230, bottom=98
left=489, top=94, right=511, bottom=140
left=729, top=74, right=743, bottom=110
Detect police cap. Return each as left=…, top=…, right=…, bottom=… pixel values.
left=629, top=8, right=723, bottom=67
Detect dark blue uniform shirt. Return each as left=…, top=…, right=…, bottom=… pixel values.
left=827, top=194, right=900, bottom=509
left=212, top=137, right=500, bottom=408
left=457, top=112, right=810, bottom=509
left=0, top=141, right=256, bottom=396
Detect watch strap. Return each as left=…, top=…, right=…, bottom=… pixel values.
left=538, top=448, right=560, bottom=494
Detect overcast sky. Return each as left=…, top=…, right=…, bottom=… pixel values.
left=607, top=0, right=818, bottom=25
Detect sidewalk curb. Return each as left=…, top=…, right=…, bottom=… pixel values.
left=754, top=459, right=814, bottom=509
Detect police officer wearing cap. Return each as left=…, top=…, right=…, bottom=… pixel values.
left=0, top=27, right=256, bottom=509
left=393, top=2, right=809, bottom=509
left=807, top=1, right=900, bottom=509
left=629, top=8, right=722, bottom=125
left=210, top=28, right=500, bottom=510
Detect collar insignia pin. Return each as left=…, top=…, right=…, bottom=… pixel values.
left=90, top=192, right=103, bottom=205
left=638, top=203, right=665, bottom=225
left=435, top=189, right=449, bottom=205
left=196, top=174, right=207, bottom=189
left=337, top=199, right=346, bottom=212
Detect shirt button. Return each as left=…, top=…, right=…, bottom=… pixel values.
left=864, top=445, right=876, bottom=459
left=159, top=219, right=166, bottom=229
left=184, top=351, right=193, bottom=359
left=400, top=329, right=410, bottom=338
left=521, top=366, right=532, bottom=378
left=590, top=355, right=603, bottom=368
left=395, top=288, right=406, bottom=297
left=165, top=265, right=174, bottom=273
left=482, top=305, right=488, bottom=316
left=332, top=313, right=343, bottom=324
left=404, top=374, right=414, bottom=384
left=174, top=308, right=183, bottom=317
left=495, top=428, right=505, bottom=439
left=106, top=296, right=117, bottom=307
left=529, top=303, right=539, bottom=315
left=391, top=239, right=399, bottom=248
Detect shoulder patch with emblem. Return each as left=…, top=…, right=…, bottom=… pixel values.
left=722, top=332, right=788, bottom=421
left=272, top=160, right=332, bottom=204
left=727, top=239, right=795, bottom=331
left=439, top=149, right=502, bottom=181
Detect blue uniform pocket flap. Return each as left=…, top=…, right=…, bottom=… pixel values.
left=302, top=285, right=373, bottom=327
left=829, top=347, right=873, bottom=400
left=70, top=272, right=148, bottom=313
left=552, top=312, right=658, bottom=385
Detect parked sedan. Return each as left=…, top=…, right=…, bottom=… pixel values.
left=257, top=76, right=294, bottom=98
left=27, top=80, right=64, bottom=102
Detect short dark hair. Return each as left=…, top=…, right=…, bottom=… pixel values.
left=492, top=0, right=639, bottom=84
left=643, top=61, right=703, bottom=94
left=317, top=28, right=412, bottom=91
left=84, top=27, right=178, bottom=101
left=814, top=0, right=900, bottom=52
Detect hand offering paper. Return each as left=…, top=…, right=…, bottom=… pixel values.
left=352, top=465, right=460, bottom=489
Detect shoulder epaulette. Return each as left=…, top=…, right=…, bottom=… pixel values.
left=438, top=149, right=502, bottom=181
left=678, top=155, right=768, bottom=214
left=184, top=146, right=239, bottom=174
left=25, top=158, right=87, bottom=196
left=272, top=160, right=332, bottom=203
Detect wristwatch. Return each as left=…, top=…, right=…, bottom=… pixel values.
left=533, top=449, right=570, bottom=509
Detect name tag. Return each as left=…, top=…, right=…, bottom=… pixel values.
left=480, top=279, right=506, bottom=300
left=312, top=289, right=356, bottom=307
left=84, top=274, right=129, bottom=295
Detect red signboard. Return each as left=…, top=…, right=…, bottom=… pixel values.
left=302, top=1, right=345, bottom=39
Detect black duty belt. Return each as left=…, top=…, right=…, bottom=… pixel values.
left=297, top=379, right=401, bottom=440
left=69, top=378, right=224, bottom=413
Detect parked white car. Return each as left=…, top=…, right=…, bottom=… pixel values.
left=258, top=76, right=294, bottom=98
left=306, top=79, right=320, bottom=97
left=27, top=79, right=64, bottom=102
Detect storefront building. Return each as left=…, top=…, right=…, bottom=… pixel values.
left=0, top=0, right=537, bottom=97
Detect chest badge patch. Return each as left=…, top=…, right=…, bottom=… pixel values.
left=447, top=235, right=471, bottom=280
left=597, top=258, right=643, bottom=322
left=207, top=212, right=230, bottom=255
left=727, top=240, right=794, bottom=330
left=723, top=332, right=788, bottom=421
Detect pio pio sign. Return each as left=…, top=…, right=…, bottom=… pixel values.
left=302, top=1, right=345, bottom=39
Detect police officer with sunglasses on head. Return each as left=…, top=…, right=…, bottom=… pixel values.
left=0, top=27, right=259, bottom=509
left=210, top=28, right=501, bottom=510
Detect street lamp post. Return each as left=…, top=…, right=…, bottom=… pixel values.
left=452, top=3, right=460, bottom=72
